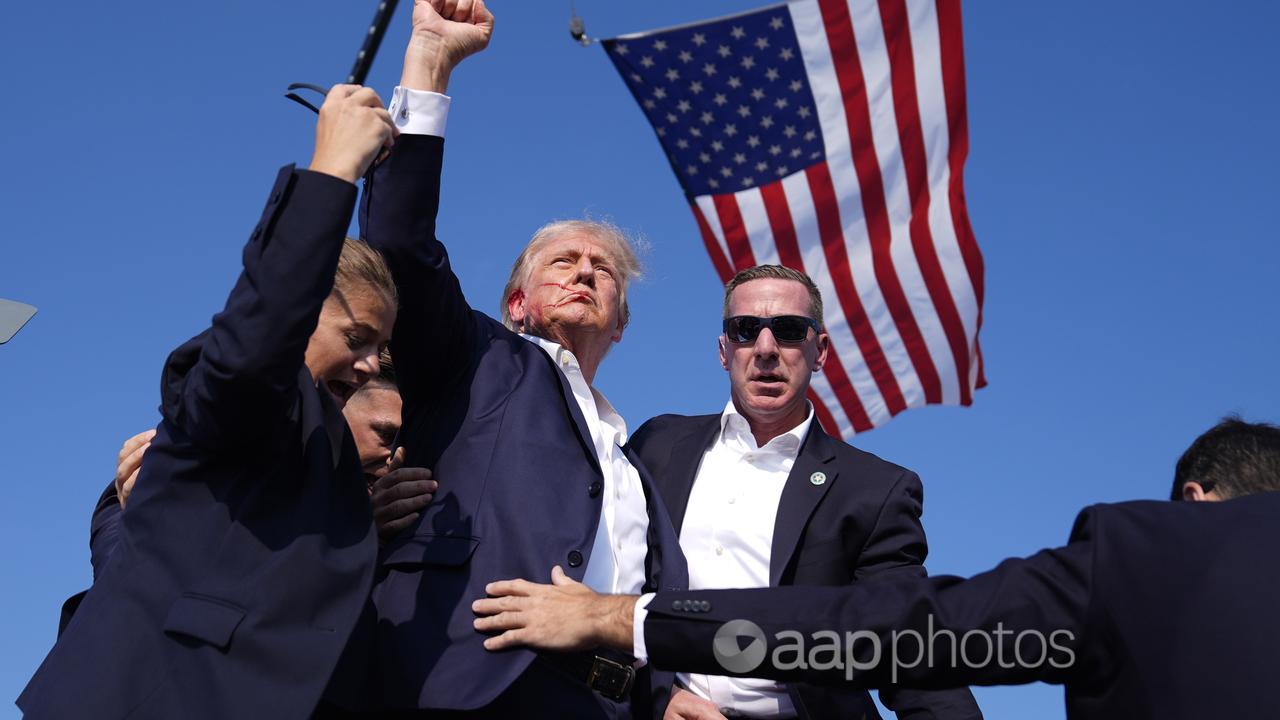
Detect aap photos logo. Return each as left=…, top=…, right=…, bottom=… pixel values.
left=713, top=619, right=767, bottom=673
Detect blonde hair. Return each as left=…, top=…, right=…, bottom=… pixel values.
left=335, top=237, right=397, bottom=306
left=499, top=219, right=644, bottom=331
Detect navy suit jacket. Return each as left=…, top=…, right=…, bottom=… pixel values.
left=644, top=492, right=1280, bottom=720
left=19, top=167, right=378, bottom=719
left=630, top=414, right=981, bottom=720
left=330, top=135, right=688, bottom=712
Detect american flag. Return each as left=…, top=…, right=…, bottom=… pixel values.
left=603, top=0, right=985, bottom=437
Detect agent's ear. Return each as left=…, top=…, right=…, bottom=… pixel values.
left=507, top=289, right=527, bottom=331
left=813, top=329, right=831, bottom=372
left=1182, top=481, right=1216, bottom=502
left=718, top=335, right=730, bottom=371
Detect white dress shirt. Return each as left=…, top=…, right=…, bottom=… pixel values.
left=635, top=401, right=813, bottom=719
left=522, top=335, right=651, bottom=596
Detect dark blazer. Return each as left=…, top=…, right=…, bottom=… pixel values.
left=55, top=482, right=122, bottom=636
left=629, top=413, right=981, bottom=720
left=19, top=167, right=378, bottom=719
left=328, top=135, right=688, bottom=714
left=644, top=492, right=1280, bottom=720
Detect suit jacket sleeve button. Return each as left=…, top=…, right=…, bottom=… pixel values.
left=699, top=601, right=711, bottom=612
left=671, top=600, right=683, bottom=611
left=567, top=550, right=584, bottom=567
left=588, top=481, right=603, bottom=498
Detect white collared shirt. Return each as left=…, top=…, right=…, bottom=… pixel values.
left=677, top=401, right=814, bottom=719
left=522, top=335, right=651, bottom=595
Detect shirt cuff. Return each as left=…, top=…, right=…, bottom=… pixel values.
left=632, top=593, right=655, bottom=662
left=388, top=87, right=451, bottom=137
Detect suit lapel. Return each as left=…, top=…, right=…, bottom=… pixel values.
left=541, top=348, right=603, bottom=476
left=769, top=423, right=839, bottom=586
left=665, top=416, right=722, bottom=534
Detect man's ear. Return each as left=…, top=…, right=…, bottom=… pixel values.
left=1182, top=481, right=1208, bottom=502
left=507, top=289, right=527, bottom=330
left=813, top=329, right=831, bottom=372
left=611, top=314, right=625, bottom=344
left=718, top=335, right=730, bottom=371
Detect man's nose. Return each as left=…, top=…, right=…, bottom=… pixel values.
left=753, top=327, right=780, bottom=357
left=573, top=257, right=595, bottom=285
left=354, top=349, right=379, bottom=380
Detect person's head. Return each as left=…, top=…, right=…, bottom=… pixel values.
left=343, top=350, right=402, bottom=485
left=1171, top=416, right=1280, bottom=502
left=500, top=219, right=642, bottom=360
left=304, top=238, right=397, bottom=409
left=719, top=265, right=830, bottom=436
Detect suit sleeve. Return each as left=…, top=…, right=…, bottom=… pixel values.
left=645, top=527, right=1100, bottom=690
left=161, top=167, right=356, bottom=449
left=853, top=469, right=928, bottom=583
left=358, top=135, right=475, bottom=405
left=88, top=482, right=122, bottom=580
left=853, top=471, right=984, bottom=718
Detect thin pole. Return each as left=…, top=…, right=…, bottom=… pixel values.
left=347, top=0, right=401, bottom=85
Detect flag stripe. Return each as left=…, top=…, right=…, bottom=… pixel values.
left=780, top=170, right=890, bottom=422
left=756, top=181, right=875, bottom=431
left=713, top=194, right=759, bottom=268
left=805, top=162, right=907, bottom=415
left=690, top=201, right=735, bottom=282
left=790, top=0, right=926, bottom=414
left=877, top=0, right=972, bottom=405
left=816, top=0, right=944, bottom=405
left=935, top=0, right=987, bottom=388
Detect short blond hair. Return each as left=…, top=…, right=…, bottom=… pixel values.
left=335, top=237, right=397, bottom=306
left=499, top=219, right=644, bottom=331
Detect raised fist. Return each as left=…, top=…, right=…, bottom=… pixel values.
left=402, top=0, right=495, bottom=92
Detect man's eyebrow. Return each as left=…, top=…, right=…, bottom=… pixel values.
left=371, top=420, right=399, bottom=435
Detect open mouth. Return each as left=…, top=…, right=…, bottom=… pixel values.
left=326, top=379, right=357, bottom=406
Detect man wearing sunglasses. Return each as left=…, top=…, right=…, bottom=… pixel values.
left=626, top=265, right=981, bottom=720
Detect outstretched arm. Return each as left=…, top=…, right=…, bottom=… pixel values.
left=164, top=86, right=394, bottom=449
left=358, top=0, right=493, bottom=406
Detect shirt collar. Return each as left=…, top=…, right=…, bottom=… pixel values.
left=718, top=399, right=814, bottom=456
left=522, top=334, right=629, bottom=444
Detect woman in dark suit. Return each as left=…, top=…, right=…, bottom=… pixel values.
left=20, top=85, right=407, bottom=720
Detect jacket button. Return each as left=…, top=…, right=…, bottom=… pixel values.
left=682, top=599, right=694, bottom=612
left=671, top=600, right=682, bottom=611
left=588, top=481, right=603, bottom=498
left=567, top=550, right=584, bottom=567
left=699, top=601, right=711, bottom=612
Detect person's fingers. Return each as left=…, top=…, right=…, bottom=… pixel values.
left=348, top=86, right=382, bottom=107
left=484, top=578, right=538, bottom=597
left=454, top=0, right=473, bottom=22
left=377, top=512, right=419, bottom=537
left=550, top=565, right=572, bottom=586
left=472, top=0, right=494, bottom=28
left=327, top=83, right=359, bottom=100
left=118, top=429, right=155, bottom=463
left=482, top=627, right=528, bottom=651
left=374, top=493, right=433, bottom=523
left=116, top=441, right=151, bottom=492
left=440, top=0, right=459, bottom=20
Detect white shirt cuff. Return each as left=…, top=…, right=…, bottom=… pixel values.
left=632, top=593, right=655, bottom=662
left=388, top=87, right=451, bottom=137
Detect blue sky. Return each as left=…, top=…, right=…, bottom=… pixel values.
left=2, top=1, right=1278, bottom=717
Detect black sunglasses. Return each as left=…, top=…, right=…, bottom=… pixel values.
left=723, top=315, right=819, bottom=344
